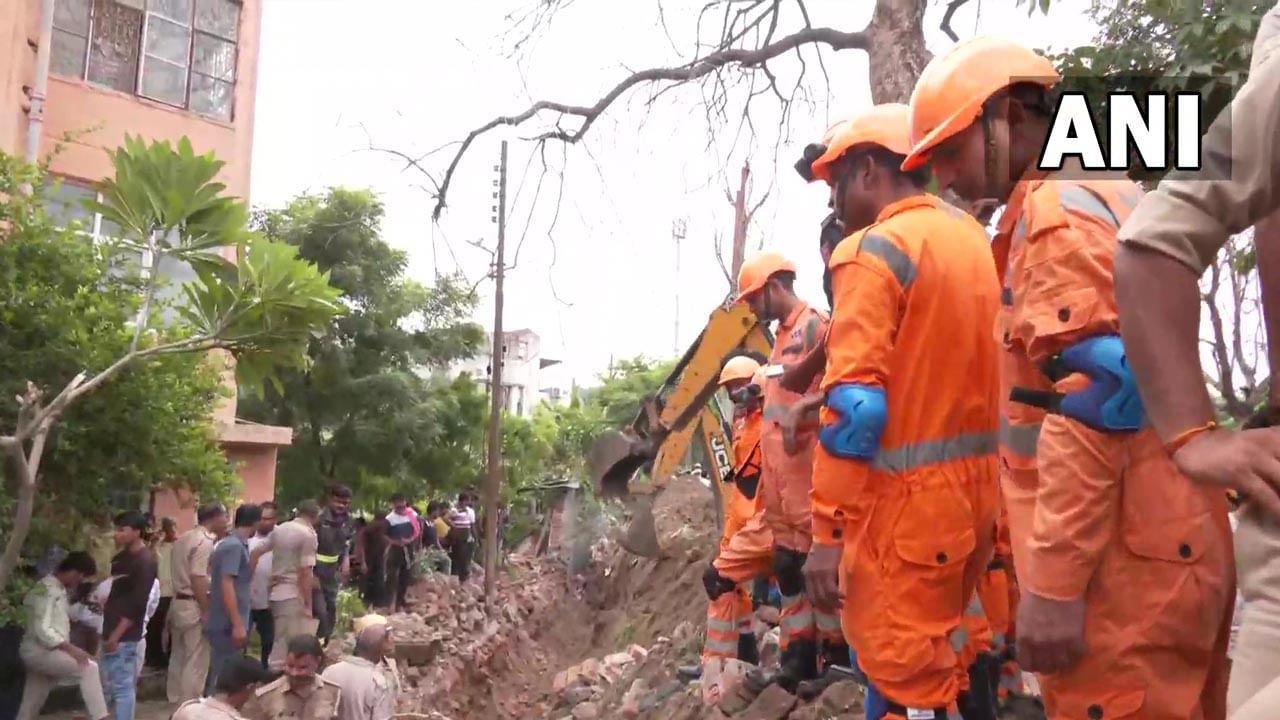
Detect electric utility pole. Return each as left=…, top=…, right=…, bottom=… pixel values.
left=482, top=141, right=508, bottom=604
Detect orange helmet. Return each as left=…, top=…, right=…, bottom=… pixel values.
left=902, top=36, right=1059, bottom=171
left=795, top=119, right=849, bottom=183
left=736, top=250, right=797, bottom=301
left=810, top=104, right=912, bottom=183
left=719, top=355, right=761, bottom=386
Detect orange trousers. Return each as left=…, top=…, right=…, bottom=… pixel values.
left=843, top=467, right=999, bottom=711
left=703, top=587, right=754, bottom=661
left=1003, top=433, right=1233, bottom=720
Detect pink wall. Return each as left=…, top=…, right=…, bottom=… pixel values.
left=2, top=0, right=292, bottom=533
left=1, top=0, right=263, bottom=199
left=154, top=442, right=283, bottom=533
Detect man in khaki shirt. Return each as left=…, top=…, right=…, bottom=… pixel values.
left=320, top=618, right=397, bottom=720
left=1116, top=5, right=1280, bottom=718
left=173, top=656, right=276, bottom=720
left=252, top=500, right=321, bottom=672
left=243, top=635, right=340, bottom=720
left=167, top=503, right=228, bottom=703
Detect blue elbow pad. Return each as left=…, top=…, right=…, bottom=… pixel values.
left=819, top=384, right=887, bottom=460
left=1055, top=335, right=1146, bottom=432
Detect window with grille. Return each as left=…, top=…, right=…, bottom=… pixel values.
left=42, top=176, right=199, bottom=322
left=51, top=0, right=241, bottom=121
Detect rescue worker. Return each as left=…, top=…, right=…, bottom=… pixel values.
left=905, top=36, right=1233, bottom=719
left=168, top=502, right=228, bottom=703
left=1113, top=8, right=1280, bottom=716
left=732, top=249, right=835, bottom=692
left=244, top=635, right=340, bottom=720
left=694, top=356, right=767, bottom=671
left=321, top=617, right=398, bottom=720
left=251, top=500, right=321, bottom=672
left=315, top=485, right=355, bottom=643
left=173, top=656, right=277, bottom=720
left=801, top=102, right=1001, bottom=720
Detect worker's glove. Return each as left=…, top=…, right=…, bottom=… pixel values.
left=702, top=564, right=736, bottom=600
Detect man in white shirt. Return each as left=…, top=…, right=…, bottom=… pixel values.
left=247, top=502, right=277, bottom=669
left=446, top=493, right=477, bottom=583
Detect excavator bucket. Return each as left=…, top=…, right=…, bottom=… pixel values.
left=588, top=429, right=665, bottom=558
left=588, top=430, right=653, bottom=500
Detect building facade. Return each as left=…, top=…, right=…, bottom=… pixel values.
left=1, top=0, right=287, bottom=529
left=450, top=328, right=563, bottom=418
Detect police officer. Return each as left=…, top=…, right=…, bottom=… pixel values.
left=173, top=656, right=276, bottom=720
left=314, top=485, right=355, bottom=643
left=242, top=635, right=340, bottom=720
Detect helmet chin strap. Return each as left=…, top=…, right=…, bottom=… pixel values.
left=964, top=110, right=1004, bottom=222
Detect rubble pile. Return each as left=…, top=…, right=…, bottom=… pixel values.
left=344, top=556, right=572, bottom=718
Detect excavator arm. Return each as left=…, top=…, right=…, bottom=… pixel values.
left=588, top=301, right=772, bottom=556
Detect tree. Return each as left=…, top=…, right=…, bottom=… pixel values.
left=0, top=138, right=343, bottom=595
left=374, top=0, right=997, bottom=221
left=1055, top=0, right=1269, bottom=421
left=240, top=188, right=486, bottom=507
left=587, top=356, right=679, bottom=429
left=0, top=162, right=241, bottom=595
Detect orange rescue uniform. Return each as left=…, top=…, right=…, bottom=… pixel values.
left=704, top=407, right=766, bottom=660
left=811, top=194, right=1001, bottom=714
left=759, top=301, right=843, bottom=652
left=993, top=171, right=1233, bottom=719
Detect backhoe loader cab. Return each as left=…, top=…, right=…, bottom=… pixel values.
left=588, top=302, right=772, bottom=557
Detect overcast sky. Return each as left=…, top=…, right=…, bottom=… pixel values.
left=248, top=0, right=1098, bottom=391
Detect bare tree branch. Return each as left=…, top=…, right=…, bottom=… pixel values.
left=426, top=24, right=869, bottom=219
left=940, top=0, right=973, bottom=42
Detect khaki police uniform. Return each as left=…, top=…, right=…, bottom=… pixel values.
left=1117, top=6, right=1280, bottom=717
left=242, top=675, right=340, bottom=720
left=171, top=696, right=250, bottom=720
left=261, top=518, right=319, bottom=671
left=167, top=526, right=216, bottom=703
left=320, top=656, right=396, bottom=720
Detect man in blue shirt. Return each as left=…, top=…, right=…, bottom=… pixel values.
left=207, top=503, right=262, bottom=694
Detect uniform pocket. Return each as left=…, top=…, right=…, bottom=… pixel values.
left=888, top=480, right=977, bottom=631
left=1013, top=286, right=1100, bottom=353
left=1120, top=440, right=1224, bottom=654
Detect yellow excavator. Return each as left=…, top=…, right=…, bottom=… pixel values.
left=588, top=301, right=773, bottom=557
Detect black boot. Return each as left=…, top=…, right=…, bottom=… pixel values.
left=957, top=653, right=1000, bottom=720
left=737, top=632, right=760, bottom=665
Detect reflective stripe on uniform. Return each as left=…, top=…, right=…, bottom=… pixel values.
left=814, top=610, right=842, bottom=633
left=707, top=617, right=737, bottom=633
left=704, top=637, right=738, bottom=655
left=859, top=234, right=918, bottom=289
left=316, top=554, right=340, bottom=564
left=1059, top=184, right=1120, bottom=228
left=872, top=431, right=996, bottom=474
left=998, top=417, right=1040, bottom=458
left=781, top=608, right=815, bottom=633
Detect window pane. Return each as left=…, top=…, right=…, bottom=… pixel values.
left=194, top=0, right=238, bottom=40
left=192, top=33, right=234, bottom=80
left=146, top=0, right=191, bottom=23
left=53, top=0, right=91, bottom=34
left=140, top=58, right=187, bottom=104
left=189, top=74, right=232, bottom=119
left=144, top=15, right=191, bottom=65
left=86, top=0, right=141, bottom=93
left=51, top=29, right=88, bottom=78
left=41, top=179, right=96, bottom=229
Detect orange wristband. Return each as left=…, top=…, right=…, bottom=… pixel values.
left=1164, top=421, right=1219, bottom=456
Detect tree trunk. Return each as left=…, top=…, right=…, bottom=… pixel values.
left=0, top=440, right=41, bottom=595
left=731, top=162, right=749, bottom=281
left=866, top=0, right=931, bottom=104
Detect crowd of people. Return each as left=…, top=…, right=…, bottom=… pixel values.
left=13, top=483, right=489, bottom=720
